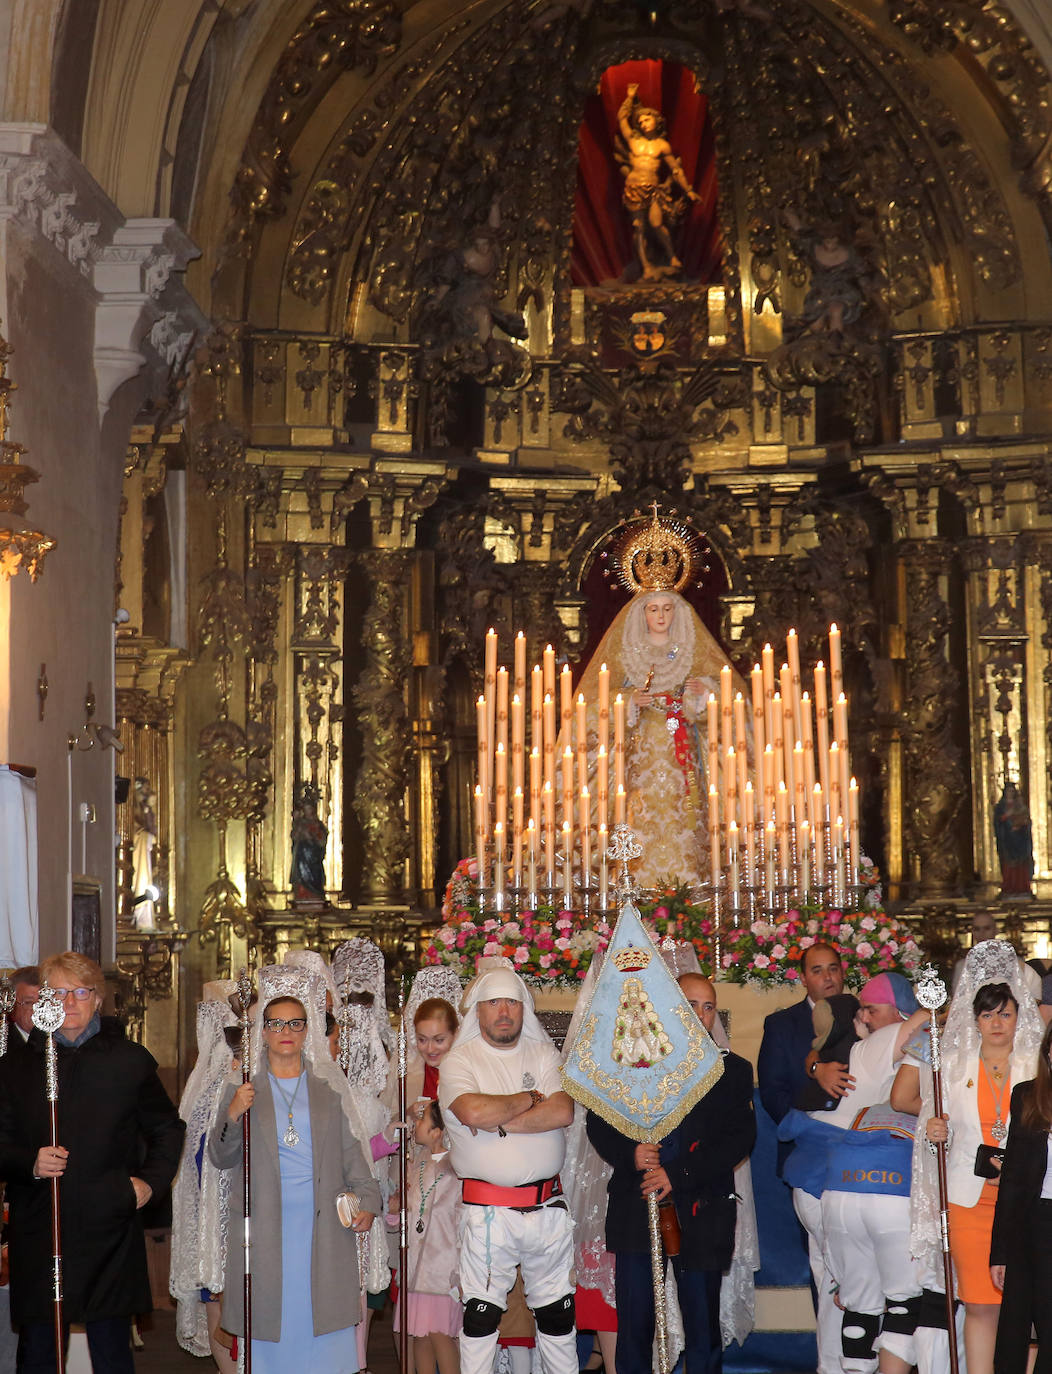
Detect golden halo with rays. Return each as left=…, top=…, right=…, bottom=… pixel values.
left=608, top=502, right=704, bottom=595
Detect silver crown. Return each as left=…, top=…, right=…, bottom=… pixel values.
left=914, top=965, right=947, bottom=1012
left=965, top=938, right=1018, bottom=988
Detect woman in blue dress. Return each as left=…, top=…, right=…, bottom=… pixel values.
left=209, top=966, right=382, bottom=1374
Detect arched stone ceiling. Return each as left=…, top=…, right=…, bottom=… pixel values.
left=17, top=0, right=1052, bottom=328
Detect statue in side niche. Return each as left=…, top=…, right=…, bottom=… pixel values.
left=617, top=84, right=700, bottom=282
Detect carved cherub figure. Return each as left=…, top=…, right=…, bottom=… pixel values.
left=783, top=208, right=882, bottom=337
left=616, top=85, right=700, bottom=282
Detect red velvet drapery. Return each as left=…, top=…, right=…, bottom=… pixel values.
left=571, top=59, right=721, bottom=288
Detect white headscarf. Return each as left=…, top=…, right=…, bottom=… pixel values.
left=454, top=968, right=554, bottom=1047
left=910, top=940, right=1043, bottom=1275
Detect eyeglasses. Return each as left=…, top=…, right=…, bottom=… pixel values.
left=51, top=988, right=96, bottom=1002
left=263, top=1017, right=307, bottom=1032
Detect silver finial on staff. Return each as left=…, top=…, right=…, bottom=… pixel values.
left=914, top=965, right=958, bottom=1374
left=32, top=981, right=67, bottom=1374
left=607, top=823, right=642, bottom=906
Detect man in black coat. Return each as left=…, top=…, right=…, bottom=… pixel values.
left=755, top=942, right=846, bottom=1374
left=0, top=952, right=184, bottom=1374
left=586, top=974, right=755, bottom=1374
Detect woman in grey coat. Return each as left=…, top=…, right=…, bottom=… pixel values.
left=209, top=965, right=381, bottom=1374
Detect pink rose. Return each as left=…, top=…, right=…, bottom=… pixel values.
left=771, top=944, right=787, bottom=961
left=653, top=906, right=669, bottom=921
left=856, top=941, right=874, bottom=959
left=539, top=954, right=552, bottom=969
left=753, top=954, right=771, bottom=969
left=786, top=968, right=799, bottom=981
left=513, top=947, right=528, bottom=964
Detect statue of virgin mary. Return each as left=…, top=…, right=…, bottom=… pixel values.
left=575, top=510, right=746, bottom=888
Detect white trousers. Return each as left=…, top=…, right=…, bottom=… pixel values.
left=822, top=1191, right=921, bottom=1374
left=458, top=1202, right=576, bottom=1374
left=794, top=1188, right=843, bottom=1374
left=913, top=1260, right=968, bottom=1374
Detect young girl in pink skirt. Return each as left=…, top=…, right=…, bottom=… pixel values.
left=392, top=1099, right=462, bottom=1374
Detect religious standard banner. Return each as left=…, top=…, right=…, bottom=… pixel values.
left=561, top=901, right=723, bottom=1142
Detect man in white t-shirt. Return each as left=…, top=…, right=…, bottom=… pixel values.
left=439, top=968, right=576, bottom=1374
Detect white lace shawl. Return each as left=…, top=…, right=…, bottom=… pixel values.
left=909, top=940, right=1044, bottom=1276
left=403, top=965, right=464, bottom=1075
left=170, top=1000, right=235, bottom=1354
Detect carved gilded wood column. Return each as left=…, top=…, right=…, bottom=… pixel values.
left=899, top=538, right=968, bottom=897
left=352, top=548, right=414, bottom=907
left=959, top=534, right=1031, bottom=891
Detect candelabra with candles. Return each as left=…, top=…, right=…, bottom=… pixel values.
left=473, top=618, right=862, bottom=921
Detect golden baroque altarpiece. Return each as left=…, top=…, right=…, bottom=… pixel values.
left=106, top=0, right=1052, bottom=1054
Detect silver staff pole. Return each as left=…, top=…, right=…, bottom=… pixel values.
left=0, top=977, right=14, bottom=1057
left=236, top=967, right=254, bottom=1374
left=397, top=977, right=409, bottom=1374
left=31, top=982, right=67, bottom=1374
left=915, top=966, right=959, bottom=1374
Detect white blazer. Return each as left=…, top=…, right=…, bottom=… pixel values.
left=944, top=1050, right=1028, bottom=1208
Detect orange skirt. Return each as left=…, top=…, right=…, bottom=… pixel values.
left=948, top=1189, right=1001, bottom=1305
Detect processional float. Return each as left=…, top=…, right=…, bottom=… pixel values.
left=472, top=510, right=862, bottom=923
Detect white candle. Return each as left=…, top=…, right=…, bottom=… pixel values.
left=598, top=663, right=610, bottom=761
left=829, top=623, right=843, bottom=701
left=598, top=824, right=608, bottom=910
left=579, top=786, right=591, bottom=884
left=560, top=663, right=573, bottom=741
left=543, top=643, right=556, bottom=701
left=513, top=630, right=527, bottom=701
left=485, top=628, right=498, bottom=768
left=615, top=783, right=626, bottom=826
left=562, top=822, right=574, bottom=907
left=614, top=695, right=626, bottom=795
left=531, top=665, right=543, bottom=757
left=526, top=820, right=537, bottom=904
left=596, top=744, right=609, bottom=834
left=709, top=784, right=721, bottom=891
left=476, top=694, right=489, bottom=801
left=762, top=642, right=776, bottom=743
left=529, top=746, right=541, bottom=833
left=512, top=786, right=524, bottom=888
left=814, top=661, right=830, bottom=803
left=576, top=693, right=588, bottom=795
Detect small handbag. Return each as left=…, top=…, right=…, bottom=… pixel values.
left=335, top=1191, right=363, bottom=1228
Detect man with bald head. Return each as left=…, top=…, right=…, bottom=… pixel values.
left=586, top=973, right=755, bottom=1374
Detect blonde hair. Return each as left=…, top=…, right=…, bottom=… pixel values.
left=40, top=951, right=104, bottom=994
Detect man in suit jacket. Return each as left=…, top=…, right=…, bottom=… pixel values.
left=756, top=943, right=846, bottom=1374
left=586, top=975, right=756, bottom=1374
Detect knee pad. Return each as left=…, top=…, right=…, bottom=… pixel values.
left=462, top=1299, right=504, bottom=1339
left=883, top=1293, right=921, bottom=1337
left=917, top=1287, right=959, bottom=1330
left=841, top=1309, right=880, bottom=1360
left=532, top=1293, right=575, bottom=1337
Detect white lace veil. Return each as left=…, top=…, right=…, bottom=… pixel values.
left=404, top=966, right=464, bottom=1073
left=621, top=592, right=699, bottom=695
left=332, top=938, right=392, bottom=1049
left=909, top=940, right=1044, bottom=1274
left=283, top=948, right=339, bottom=1008
left=251, top=963, right=390, bottom=1291
left=170, top=998, right=236, bottom=1354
